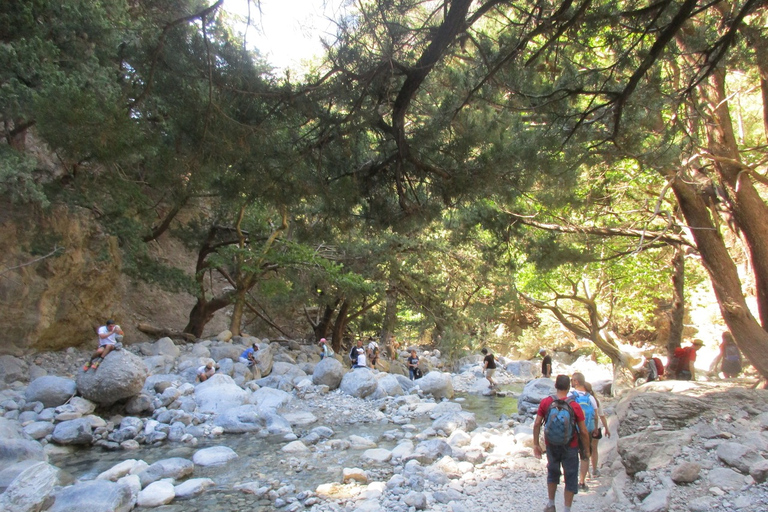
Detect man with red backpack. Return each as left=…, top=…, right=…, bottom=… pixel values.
left=671, top=339, right=704, bottom=380
left=533, top=375, right=591, bottom=512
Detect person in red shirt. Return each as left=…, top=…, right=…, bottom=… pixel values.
left=676, top=339, right=704, bottom=380
left=533, top=375, right=591, bottom=512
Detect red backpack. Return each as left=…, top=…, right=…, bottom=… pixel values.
left=652, top=357, right=665, bottom=376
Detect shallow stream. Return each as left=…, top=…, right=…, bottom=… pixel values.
left=49, top=387, right=522, bottom=511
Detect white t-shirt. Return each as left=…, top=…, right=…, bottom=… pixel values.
left=355, top=349, right=366, bottom=367
left=197, top=365, right=215, bottom=377
left=98, top=325, right=119, bottom=346
left=367, top=341, right=379, bottom=353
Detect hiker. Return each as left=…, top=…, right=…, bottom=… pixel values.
left=720, top=331, right=742, bottom=378
left=318, top=338, right=334, bottom=360
left=407, top=349, right=420, bottom=380
left=570, top=372, right=611, bottom=488
left=641, top=355, right=664, bottom=382
left=83, top=320, right=124, bottom=371
left=367, top=338, right=380, bottom=368
left=540, top=348, right=552, bottom=378
left=239, top=342, right=259, bottom=366
left=533, top=374, right=591, bottom=512
left=349, top=339, right=366, bottom=368
left=390, top=336, right=401, bottom=360
left=672, top=339, right=705, bottom=380
left=481, top=348, right=497, bottom=389
left=196, top=360, right=217, bottom=382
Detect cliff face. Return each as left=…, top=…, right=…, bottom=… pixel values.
left=0, top=203, right=227, bottom=355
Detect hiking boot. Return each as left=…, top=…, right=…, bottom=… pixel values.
left=90, top=361, right=100, bottom=370
left=543, top=505, right=556, bottom=512
left=82, top=363, right=90, bottom=372
left=579, top=482, right=588, bottom=492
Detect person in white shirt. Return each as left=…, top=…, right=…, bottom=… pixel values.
left=83, top=319, right=123, bottom=371
left=366, top=338, right=379, bottom=368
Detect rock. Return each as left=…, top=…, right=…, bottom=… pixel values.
left=362, top=448, right=392, bottom=463
left=671, top=462, right=700, bottom=483
left=0, top=418, right=45, bottom=466
left=194, top=374, right=249, bottom=414
left=312, top=357, right=344, bottom=389
left=250, top=386, right=292, bottom=414
left=282, top=410, right=318, bottom=427
left=403, top=491, right=427, bottom=510
left=0, top=356, right=26, bottom=384
left=213, top=405, right=264, bottom=433
left=349, top=434, right=377, bottom=449
left=408, top=439, right=452, bottom=464
left=415, top=371, right=454, bottom=399
left=97, top=459, right=147, bottom=481
left=192, top=446, right=238, bottom=466
left=137, top=479, right=175, bottom=507
left=640, top=488, right=670, bottom=512
left=145, top=337, right=180, bottom=358
left=375, top=373, right=404, bottom=397
left=55, top=396, right=96, bottom=417
left=716, top=442, right=764, bottom=474
left=47, top=480, right=134, bottom=512
left=76, top=350, right=148, bottom=406
left=217, top=330, right=233, bottom=342
left=124, top=394, right=153, bottom=415
left=24, top=376, right=76, bottom=408
left=282, top=440, right=310, bottom=453
left=253, top=346, right=274, bottom=377
left=432, top=411, right=476, bottom=435
left=174, top=477, right=215, bottom=498
left=22, top=421, right=54, bottom=440
left=707, top=467, right=748, bottom=491
left=0, top=461, right=59, bottom=512
left=617, top=430, right=692, bottom=475
left=51, top=418, right=93, bottom=445
left=137, top=457, right=194, bottom=487
left=504, top=360, right=536, bottom=379
left=391, top=440, right=415, bottom=461
left=517, top=378, right=555, bottom=416
left=342, top=467, right=368, bottom=483
left=688, top=497, right=717, bottom=512
left=340, top=368, right=379, bottom=398
left=749, top=459, right=768, bottom=483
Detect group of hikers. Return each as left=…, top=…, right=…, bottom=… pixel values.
left=640, top=331, right=743, bottom=383
left=338, top=337, right=423, bottom=380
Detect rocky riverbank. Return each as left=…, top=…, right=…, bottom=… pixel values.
left=0, top=337, right=767, bottom=512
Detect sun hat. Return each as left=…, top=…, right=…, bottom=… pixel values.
left=319, top=338, right=326, bottom=344
left=692, top=339, right=704, bottom=346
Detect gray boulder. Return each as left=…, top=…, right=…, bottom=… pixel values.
left=137, top=480, right=175, bottom=507
left=174, top=477, right=215, bottom=499
left=0, top=355, right=26, bottom=384
left=194, top=374, right=249, bottom=414
left=340, top=368, right=378, bottom=399
left=47, top=480, right=134, bottom=512
left=517, top=378, right=555, bottom=416
left=504, top=360, right=537, bottom=379
left=0, top=417, right=45, bottom=466
left=618, top=430, right=692, bottom=475
left=312, top=358, right=344, bottom=389
left=214, top=405, right=264, bottom=433
left=76, top=350, right=149, bottom=406
left=209, top=343, right=242, bottom=362
left=707, top=467, right=749, bottom=491
left=192, top=446, right=238, bottom=466
left=416, top=371, right=454, bottom=400
left=25, top=376, right=77, bottom=408
left=376, top=374, right=404, bottom=397
left=143, top=337, right=180, bottom=358
left=408, top=439, right=452, bottom=464
left=51, top=418, right=93, bottom=445
left=253, top=345, right=274, bottom=376
left=23, top=421, right=55, bottom=440
left=716, top=441, right=765, bottom=474
left=0, top=461, right=60, bottom=512
left=432, top=411, right=477, bottom=435
left=137, top=457, right=194, bottom=487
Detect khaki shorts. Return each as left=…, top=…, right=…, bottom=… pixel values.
left=486, top=368, right=496, bottom=378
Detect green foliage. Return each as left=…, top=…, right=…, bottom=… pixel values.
left=0, top=146, right=48, bottom=205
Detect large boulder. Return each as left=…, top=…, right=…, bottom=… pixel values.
left=504, top=360, right=537, bottom=379
left=617, top=429, right=692, bottom=475
left=213, top=405, right=264, bottom=433
left=192, top=446, right=238, bottom=467
left=517, top=378, right=555, bottom=416
left=194, top=374, right=249, bottom=414
left=0, top=355, right=27, bottom=384
left=140, top=337, right=180, bottom=358
left=25, top=376, right=77, bottom=408
left=137, top=458, right=194, bottom=487
left=432, top=411, right=477, bottom=435
left=47, top=480, right=134, bottom=512
left=249, top=387, right=292, bottom=414
left=0, top=418, right=45, bottom=467
left=312, top=357, right=344, bottom=389
left=415, top=371, right=454, bottom=400
left=376, top=374, right=404, bottom=397
left=51, top=418, right=93, bottom=445
left=340, top=368, right=379, bottom=399
left=0, top=461, right=60, bottom=512
left=253, top=345, right=274, bottom=377
left=76, top=350, right=149, bottom=406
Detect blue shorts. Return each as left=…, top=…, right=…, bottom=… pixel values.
left=546, top=444, right=580, bottom=494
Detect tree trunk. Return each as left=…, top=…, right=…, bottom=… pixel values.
left=380, top=282, right=399, bottom=356
left=699, top=67, right=768, bottom=329
left=664, top=168, right=768, bottom=378
left=666, top=245, right=686, bottom=361
left=184, top=290, right=235, bottom=337
left=229, top=287, right=248, bottom=337
left=331, top=299, right=350, bottom=349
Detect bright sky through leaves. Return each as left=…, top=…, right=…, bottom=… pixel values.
left=224, top=0, right=346, bottom=70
